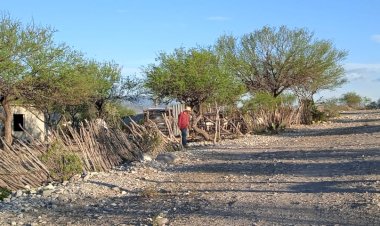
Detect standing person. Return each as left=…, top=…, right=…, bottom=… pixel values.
left=178, top=106, right=191, bottom=147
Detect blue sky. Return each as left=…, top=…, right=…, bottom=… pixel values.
left=1, top=0, right=380, bottom=101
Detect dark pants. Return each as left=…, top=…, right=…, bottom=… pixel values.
left=180, top=128, right=188, bottom=146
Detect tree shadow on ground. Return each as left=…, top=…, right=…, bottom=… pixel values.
left=143, top=178, right=379, bottom=194
left=288, top=180, right=379, bottom=193
left=196, top=147, right=380, bottom=161
left=168, top=160, right=380, bottom=177
left=87, top=180, right=138, bottom=194
left=173, top=146, right=380, bottom=177
left=280, top=124, right=380, bottom=137
left=339, top=111, right=380, bottom=116
left=180, top=201, right=378, bottom=226
left=37, top=181, right=180, bottom=225
left=332, top=118, right=380, bottom=124
left=40, top=188, right=378, bottom=226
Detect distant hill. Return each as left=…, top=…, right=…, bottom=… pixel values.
left=122, top=96, right=167, bottom=113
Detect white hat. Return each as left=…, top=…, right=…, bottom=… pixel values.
left=185, top=106, right=191, bottom=111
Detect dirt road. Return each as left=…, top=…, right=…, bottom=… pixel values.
left=1, top=110, right=379, bottom=225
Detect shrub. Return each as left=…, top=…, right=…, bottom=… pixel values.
left=320, top=98, right=346, bottom=118
left=141, top=126, right=163, bottom=154
left=311, top=107, right=327, bottom=122
left=40, top=141, right=83, bottom=182
left=366, top=101, right=380, bottom=109
left=242, top=92, right=296, bottom=133
left=242, top=92, right=296, bottom=112
left=104, top=102, right=136, bottom=128
left=340, top=92, right=362, bottom=109
left=0, top=187, right=11, bottom=201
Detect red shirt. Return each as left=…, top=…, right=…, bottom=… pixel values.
left=178, top=111, right=190, bottom=129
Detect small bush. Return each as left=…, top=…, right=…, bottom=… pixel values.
left=320, top=98, right=346, bottom=118
left=40, top=141, right=83, bottom=182
left=139, top=122, right=166, bottom=157
left=310, top=101, right=330, bottom=122
left=242, top=92, right=296, bottom=134
left=366, top=101, right=380, bottom=109
left=242, top=92, right=296, bottom=112
left=340, top=92, right=362, bottom=109
left=104, top=102, right=136, bottom=128
left=0, top=187, right=11, bottom=200
left=311, top=107, right=327, bottom=122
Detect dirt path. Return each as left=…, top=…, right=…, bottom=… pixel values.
left=1, top=110, right=379, bottom=226
left=167, top=110, right=380, bottom=225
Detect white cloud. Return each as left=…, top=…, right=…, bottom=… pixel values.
left=316, top=63, right=380, bottom=100
left=206, top=16, right=231, bottom=21
left=371, top=34, right=380, bottom=43
left=344, top=63, right=380, bottom=82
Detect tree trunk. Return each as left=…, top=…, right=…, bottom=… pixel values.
left=213, top=103, right=221, bottom=144
left=300, top=99, right=313, bottom=125
left=95, top=99, right=105, bottom=118
left=1, top=97, right=13, bottom=147
left=192, top=113, right=211, bottom=141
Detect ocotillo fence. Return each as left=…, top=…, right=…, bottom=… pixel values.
left=0, top=119, right=180, bottom=190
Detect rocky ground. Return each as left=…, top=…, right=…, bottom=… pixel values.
left=1, top=110, right=379, bottom=226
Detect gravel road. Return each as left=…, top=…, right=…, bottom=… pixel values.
left=1, top=110, right=379, bottom=226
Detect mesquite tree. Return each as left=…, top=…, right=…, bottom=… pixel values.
left=216, top=26, right=347, bottom=96
left=143, top=47, right=245, bottom=140
left=216, top=26, right=347, bottom=124
left=0, top=15, right=66, bottom=146
left=0, top=15, right=139, bottom=147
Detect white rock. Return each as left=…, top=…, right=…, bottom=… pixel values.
left=142, top=153, right=153, bottom=162
left=112, top=186, right=121, bottom=192
left=42, top=190, right=53, bottom=197
left=155, top=216, right=169, bottom=226
left=15, top=190, right=23, bottom=197
left=83, top=175, right=91, bottom=182
left=44, top=184, right=55, bottom=190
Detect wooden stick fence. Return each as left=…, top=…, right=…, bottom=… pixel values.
left=0, top=138, right=50, bottom=190
left=0, top=119, right=180, bottom=190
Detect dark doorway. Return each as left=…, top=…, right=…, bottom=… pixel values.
left=13, top=114, right=24, bottom=131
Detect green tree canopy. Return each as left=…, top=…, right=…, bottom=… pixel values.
left=340, top=92, right=363, bottom=109
left=216, top=26, right=347, bottom=98
left=0, top=14, right=67, bottom=146
left=0, top=14, right=140, bottom=146
left=143, top=47, right=245, bottom=111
